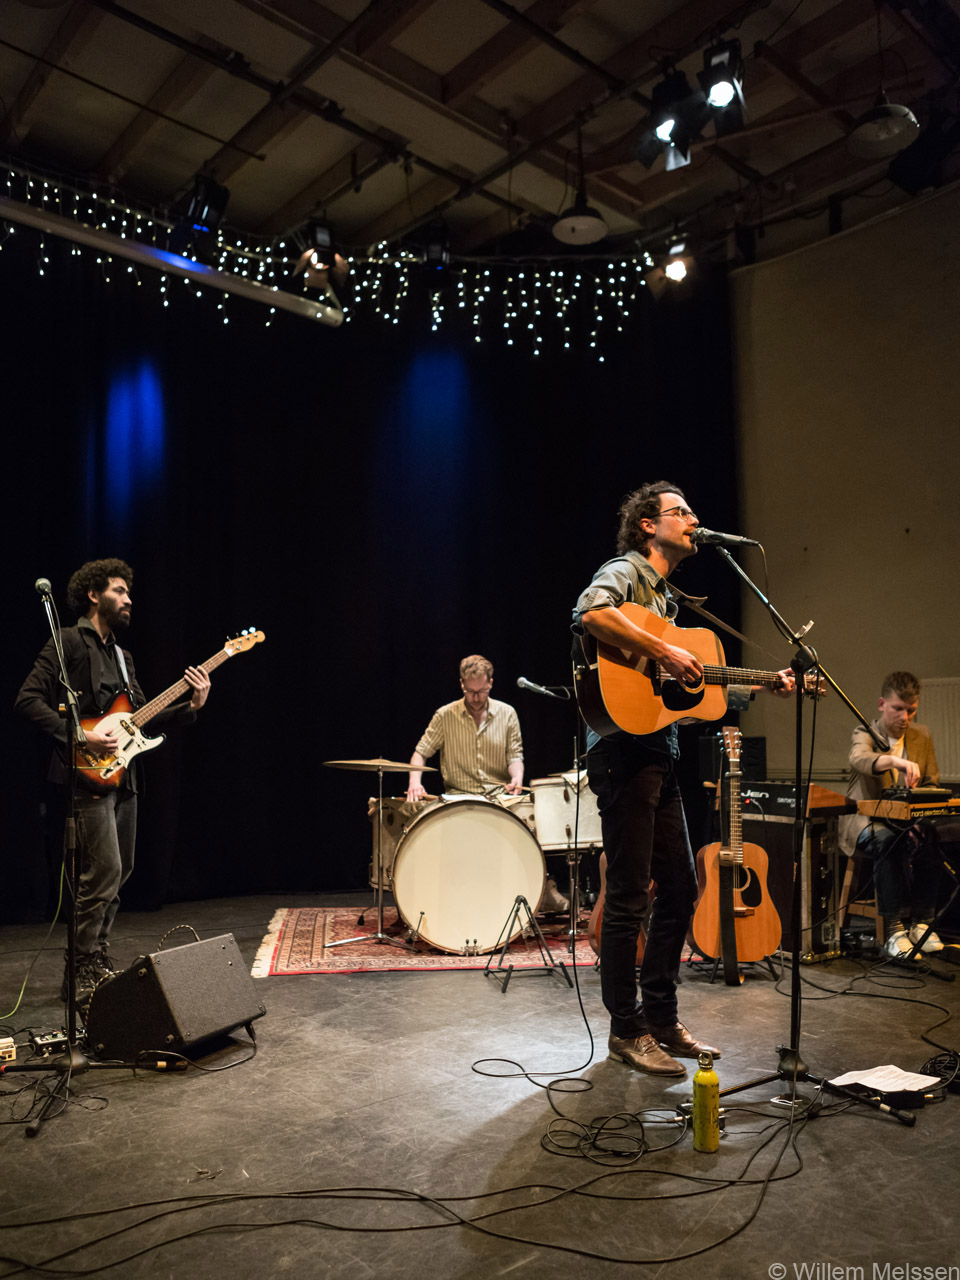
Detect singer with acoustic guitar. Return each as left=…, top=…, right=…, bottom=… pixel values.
left=16, top=558, right=211, bottom=1001
left=572, top=482, right=794, bottom=1077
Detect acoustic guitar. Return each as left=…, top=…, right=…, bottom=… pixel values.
left=74, top=629, right=265, bottom=791
left=689, top=726, right=782, bottom=982
left=574, top=601, right=820, bottom=738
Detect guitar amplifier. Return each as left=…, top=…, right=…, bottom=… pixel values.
left=742, top=810, right=841, bottom=960
left=84, top=934, right=266, bottom=1060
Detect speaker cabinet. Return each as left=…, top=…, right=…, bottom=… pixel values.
left=85, top=933, right=266, bottom=1060
left=742, top=813, right=841, bottom=959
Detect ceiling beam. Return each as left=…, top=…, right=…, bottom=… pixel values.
left=442, top=0, right=592, bottom=108
left=259, top=139, right=405, bottom=236
left=353, top=172, right=462, bottom=243
left=352, top=0, right=439, bottom=59
left=96, top=46, right=221, bottom=183
left=203, top=101, right=312, bottom=185
left=753, top=39, right=856, bottom=130
left=0, top=1, right=106, bottom=150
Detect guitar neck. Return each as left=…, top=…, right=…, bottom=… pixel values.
left=721, top=760, right=744, bottom=865
left=704, top=665, right=782, bottom=688
left=129, top=649, right=232, bottom=727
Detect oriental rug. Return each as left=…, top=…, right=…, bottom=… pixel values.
left=251, top=906, right=598, bottom=977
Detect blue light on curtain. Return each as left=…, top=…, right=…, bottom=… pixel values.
left=98, top=360, right=167, bottom=534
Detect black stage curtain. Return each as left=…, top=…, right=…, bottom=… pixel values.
left=2, top=234, right=741, bottom=920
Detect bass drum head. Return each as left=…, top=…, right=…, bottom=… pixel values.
left=392, top=799, right=545, bottom=954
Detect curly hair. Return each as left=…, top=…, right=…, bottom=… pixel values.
left=616, top=481, right=687, bottom=556
left=881, top=671, right=921, bottom=701
left=460, top=654, right=493, bottom=682
left=66, top=558, right=134, bottom=615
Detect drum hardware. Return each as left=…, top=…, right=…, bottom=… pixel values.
left=483, top=896, right=573, bottom=993
left=324, top=757, right=437, bottom=952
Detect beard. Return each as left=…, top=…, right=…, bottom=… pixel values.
left=100, top=601, right=131, bottom=631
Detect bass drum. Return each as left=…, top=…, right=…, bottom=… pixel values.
left=391, top=798, right=546, bottom=954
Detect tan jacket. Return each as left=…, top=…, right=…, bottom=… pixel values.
left=838, top=717, right=940, bottom=855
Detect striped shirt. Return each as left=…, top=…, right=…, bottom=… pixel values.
left=415, top=697, right=523, bottom=794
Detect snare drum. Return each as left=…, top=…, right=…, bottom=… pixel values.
left=530, top=774, right=603, bottom=850
left=391, top=798, right=546, bottom=954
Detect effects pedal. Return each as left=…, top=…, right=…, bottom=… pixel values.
left=0, top=1036, right=15, bottom=1062
left=30, top=1031, right=69, bottom=1056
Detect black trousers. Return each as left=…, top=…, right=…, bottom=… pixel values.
left=587, top=738, right=698, bottom=1039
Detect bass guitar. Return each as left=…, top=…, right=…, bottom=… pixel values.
left=575, top=602, right=821, bottom=738
left=689, top=726, right=782, bottom=982
left=74, top=629, right=265, bottom=791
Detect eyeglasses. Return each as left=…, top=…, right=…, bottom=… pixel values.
left=658, top=505, right=698, bottom=523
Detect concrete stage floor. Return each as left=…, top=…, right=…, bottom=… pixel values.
left=1, top=893, right=958, bottom=1279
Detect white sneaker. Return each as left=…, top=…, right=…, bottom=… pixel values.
left=908, top=924, right=943, bottom=953
left=882, top=928, right=914, bottom=959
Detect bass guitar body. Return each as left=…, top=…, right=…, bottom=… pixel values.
left=75, top=694, right=165, bottom=791
left=689, top=841, right=782, bottom=968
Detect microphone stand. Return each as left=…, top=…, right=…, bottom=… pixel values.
left=517, top=679, right=588, bottom=960
left=707, top=547, right=916, bottom=1126
left=3, top=589, right=166, bottom=1135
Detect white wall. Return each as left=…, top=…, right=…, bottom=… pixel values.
left=731, top=180, right=960, bottom=780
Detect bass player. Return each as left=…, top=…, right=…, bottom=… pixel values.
left=16, top=558, right=211, bottom=1000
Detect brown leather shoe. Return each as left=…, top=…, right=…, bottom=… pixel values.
left=647, top=1021, right=721, bottom=1059
left=607, top=1033, right=686, bottom=1076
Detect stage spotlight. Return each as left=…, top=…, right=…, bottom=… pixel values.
left=424, top=221, right=450, bottom=268
left=664, top=257, right=687, bottom=281
left=293, top=219, right=339, bottom=278
left=185, top=175, right=229, bottom=235
left=699, top=39, right=745, bottom=119
left=168, top=175, right=230, bottom=260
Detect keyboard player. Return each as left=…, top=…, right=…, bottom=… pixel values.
left=839, top=671, right=953, bottom=958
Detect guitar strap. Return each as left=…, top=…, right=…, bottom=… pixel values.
left=669, top=585, right=782, bottom=665
left=112, top=643, right=136, bottom=705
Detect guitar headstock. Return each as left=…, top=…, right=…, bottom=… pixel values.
left=802, top=671, right=829, bottom=699
left=721, top=725, right=742, bottom=764
left=224, top=629, right=265, bottom=657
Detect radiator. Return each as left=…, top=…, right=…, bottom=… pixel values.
left=920, top=676, right=960, bottom=782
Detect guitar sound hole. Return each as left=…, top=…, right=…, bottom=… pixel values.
left=660, top=681, right=704, bottom=712
left=735, top=868, right=762, bottom=908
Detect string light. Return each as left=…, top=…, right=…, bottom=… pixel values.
left=0, top=160, right=680, bottom=357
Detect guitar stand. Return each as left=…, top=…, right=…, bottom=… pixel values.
left=690, top=950, right=777, bottom=984
left=484, top=896, right=573, bottom=993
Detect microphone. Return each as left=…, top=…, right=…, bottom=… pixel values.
left=34, top=577, right=53, bottom=596
left=517, top=676, right=551, bottom=696
left=690, top=527, right=761, bottom=547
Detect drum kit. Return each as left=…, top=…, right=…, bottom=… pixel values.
left=324, top=757, right=602, bottom=957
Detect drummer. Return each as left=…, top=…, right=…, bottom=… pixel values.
left=406, top=655, right=523, bottom=800
left=406, top=655, right=569, bottom=914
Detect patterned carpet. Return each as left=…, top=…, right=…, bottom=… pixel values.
left=251, top=905, right=598, bottom=976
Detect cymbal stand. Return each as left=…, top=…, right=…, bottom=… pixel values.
left=325, top=763, right=413, bottom=952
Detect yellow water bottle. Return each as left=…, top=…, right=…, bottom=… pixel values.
left=692, top=1050, right=719, bottom=1153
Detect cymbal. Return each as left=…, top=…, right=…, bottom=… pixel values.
left=323, top=757, right=437, bottom=773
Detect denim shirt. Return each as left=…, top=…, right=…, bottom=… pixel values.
left=571, top=551, right=679, bottom=757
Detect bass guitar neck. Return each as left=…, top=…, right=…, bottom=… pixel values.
left=74, top=629, right=264, bottom=791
